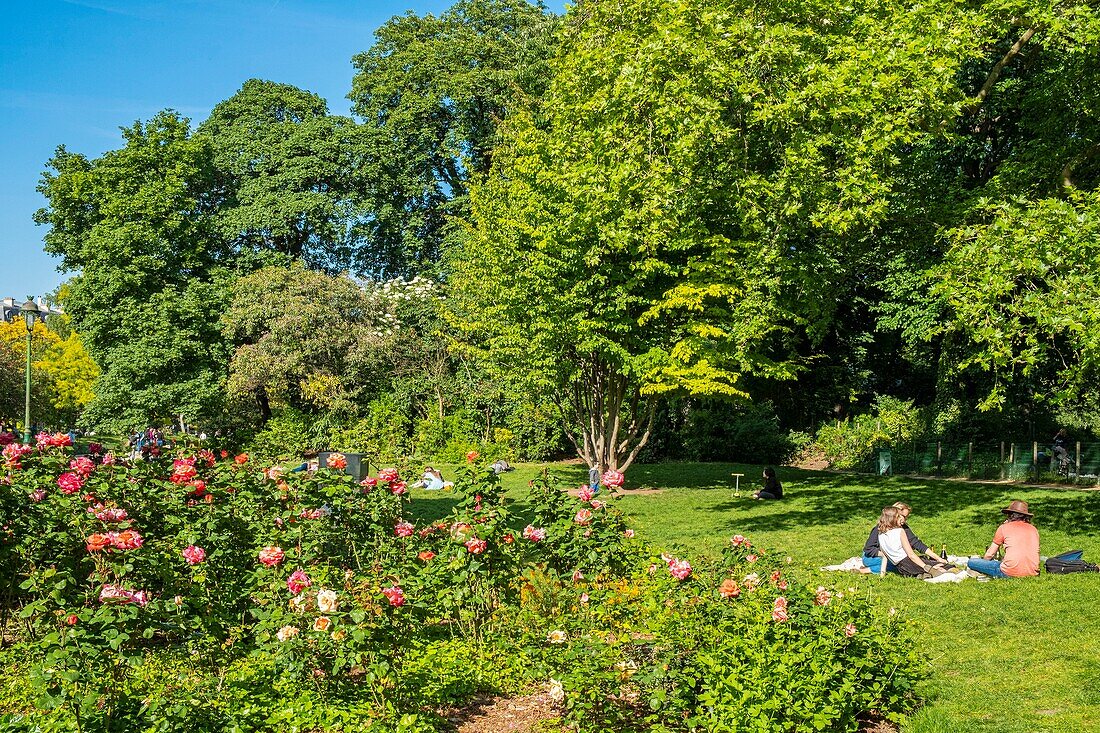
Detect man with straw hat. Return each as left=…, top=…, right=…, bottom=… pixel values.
left=967, top=500, right=1040, bottom=578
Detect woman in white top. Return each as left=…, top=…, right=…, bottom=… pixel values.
left=876, top=506, right=945, bottom=578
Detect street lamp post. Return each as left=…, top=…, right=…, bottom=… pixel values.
left=21, top=299, right=41, bottom=445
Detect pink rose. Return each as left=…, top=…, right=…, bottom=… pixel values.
left=572, top=569, right=584, bottom=582
left=99, top=583, right=149, bottom=607
left=746, top=554, right=758, bottom=563
left=772, top=606, right=789, bottom=623
left=69, top=457, right=95, bottom=476
left=286, top=570, right=312, bottom=594
left=465, top=537, right=488, bottom=554
left=382, top=585, right=406, bottom=607
left=378, top=468, right=399, bottom=482
left=523, top=525, right=547, bottom=542
left=668, top=558, right=692, bottom=581
left=95, top=506, right=128, bottom=523
left=814, top=587, right=832, bottom=606
left=601, top=470, right=625, bottom=487
left=182, top=545, right=206, bottom=565
left=57, top=472, right=84, bottom=495
left=577, top=486, right=595, bottom=502
left=730, top=534, right=748, bottom=547
left=574, top=509, right=593, bottom=525
left=101, top=452, right=117, bottom=466
left=394, top=521, right=415, bottom=538
left=258, top=546, right=285, bottom=567
left=623, top=529, right=635, bottom=538
left=359, top=476, right=377, bottom=491
left=390, top=481, right=408, bottom=495
left=844, top=623, right=857, bottom=638
left=29, top=488, right=46, bottom=503
left=111, top=530, right=144, bottom=550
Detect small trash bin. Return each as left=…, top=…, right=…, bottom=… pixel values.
left=878, top=450, right=892, bottom=476
left=318, top=451, right=366, bottom=481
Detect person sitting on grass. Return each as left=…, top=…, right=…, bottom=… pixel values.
left=966, top=501, right=1040, bottom=579
left=860, top=502, right=933, bottom=574
left=413, top=466, right=452, bottom=491
left=753, top=467, right=783, bottom=500
left=876, top=506, right=954, bottom=578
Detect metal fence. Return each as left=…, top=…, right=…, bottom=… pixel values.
left=856, top=441, right=1100, bottom=485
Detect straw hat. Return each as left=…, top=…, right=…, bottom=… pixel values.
left=1000, top=500, right=1033, bottom=517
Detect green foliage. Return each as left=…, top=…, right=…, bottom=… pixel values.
left=931, top=192, right=1100, bottom=420
left=681, top=400, right=795, bottom=465
left=198, top=79, right=364, bottom=270
left=35, top=112, right=232, bottom=432
left=245, top=408, right=317, bottom=461
left=810, top=395, right=925, bottom=469
left=348, top=0, right=559, bottom=277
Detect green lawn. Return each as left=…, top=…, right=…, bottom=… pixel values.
left=412, top=462, right=1100, bottom=733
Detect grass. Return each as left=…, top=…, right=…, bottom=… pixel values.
left=411, top=461, right=1100, bottom=733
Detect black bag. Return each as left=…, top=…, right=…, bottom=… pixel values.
left=1045, top=550, right=1099, bottom=574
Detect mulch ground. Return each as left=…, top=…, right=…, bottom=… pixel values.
left=446, top=692, right=562, bottom=733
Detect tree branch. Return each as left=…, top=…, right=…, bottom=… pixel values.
left=967, top=27, right=1037, bottom=114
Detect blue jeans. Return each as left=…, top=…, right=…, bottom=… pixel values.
left=862, top=554, right=896, bottom=574
left=967, top=558, right=1008, bottom=578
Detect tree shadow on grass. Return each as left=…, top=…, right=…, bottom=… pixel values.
left=705, top=470, right=1100, bottom=536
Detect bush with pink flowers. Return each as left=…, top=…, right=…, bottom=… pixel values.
left=0, top=437, right=921, bottom=732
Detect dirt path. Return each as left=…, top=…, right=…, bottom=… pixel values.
left=447, top=692, right=562, bottom=733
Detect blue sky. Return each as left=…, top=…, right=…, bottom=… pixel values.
left=0, top=0, right=561, bottom=302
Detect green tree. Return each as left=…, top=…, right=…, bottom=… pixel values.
left=450, top=0, right=989, bottom=470
left=348, top=0, right=559, bottom=277
left=199, top=79, right=365, bottom=271
left=36, top=112, right=231, bottom=431
left=221, top=263, right=391, bottom=423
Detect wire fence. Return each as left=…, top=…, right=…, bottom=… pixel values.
left=854, top=441, right=1100, bottom=486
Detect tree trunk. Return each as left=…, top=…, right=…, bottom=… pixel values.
left=256, top=388, right=272, bottom=424
left=555, top=354, right=658, bottom=474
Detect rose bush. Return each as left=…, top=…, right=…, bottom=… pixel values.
left=0, top=439, right=921, bottom=732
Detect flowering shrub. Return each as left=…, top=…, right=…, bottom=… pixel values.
left=0, top=440, right=921, bottom=732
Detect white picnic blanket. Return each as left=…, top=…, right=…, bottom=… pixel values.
left=821, top=556, right=978, bottom=583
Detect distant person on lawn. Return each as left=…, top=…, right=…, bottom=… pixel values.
left=967, top=501, right=1040, bottom=579
left=860, top=502, right=931, bottom=574
left=753, top=467, right=783, bottom=500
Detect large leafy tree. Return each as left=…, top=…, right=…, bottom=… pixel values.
left=0, top=320, right=99, bottom=427
left=878, top=2, right=1100, bottom=432
left=348, top=0, right=559, bottom=277
left=450, top=0, right=990, bottom=471
left=36, top=112, right=231, bottom=431
left=221, top=263, right=393, bottom=423
left=199, top=79, right=365, bottom=272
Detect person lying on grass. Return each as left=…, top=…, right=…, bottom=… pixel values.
left=966, top=500, right=1040, bottom=579
left=875, top=506, right=955, bottom=578
left=860, top=502, right=932, bottom=574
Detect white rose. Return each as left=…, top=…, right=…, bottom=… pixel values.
left=316, top=588, right=339, bottom=614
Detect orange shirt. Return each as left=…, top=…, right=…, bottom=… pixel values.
left=993, top=520, right=1040, bottom=577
